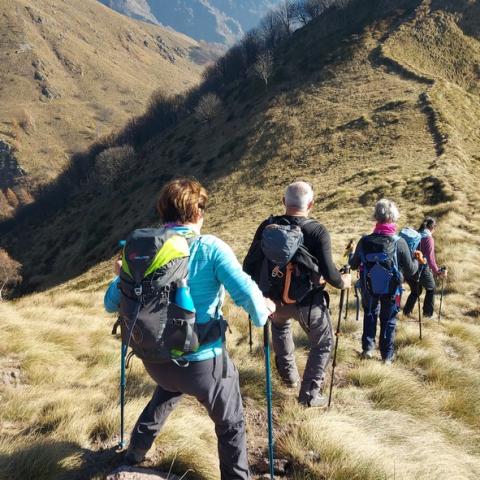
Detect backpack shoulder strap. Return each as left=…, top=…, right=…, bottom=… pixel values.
left=391, top=235, right=400, bottom=271
left=298, top=217, right=316, bottom=229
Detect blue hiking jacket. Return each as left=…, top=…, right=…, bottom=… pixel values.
left=104, top=226, right=269, bottom=361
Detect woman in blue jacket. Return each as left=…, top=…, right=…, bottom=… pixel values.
left=104, top=178, right=274, bottom=479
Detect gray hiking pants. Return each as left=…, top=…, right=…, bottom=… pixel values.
left=130, top=352, right=249, bottom=480
left=271, top=289, right=332, bottom=402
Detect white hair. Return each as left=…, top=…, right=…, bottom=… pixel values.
left=284, top=181, right=314, bottom=210
left=373, top=198, right=400, bottom=223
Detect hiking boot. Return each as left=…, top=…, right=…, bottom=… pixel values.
left=361, top=350, right=374, bottom=360
left=124, top=445, right=148, bottom=465
left=281, top=377, right=299, bottom=388
left=299, top=393, right=328, bottom=408
left=275, top=357, right=299, bottom=388
left=383, top=357, right=394, bottom=366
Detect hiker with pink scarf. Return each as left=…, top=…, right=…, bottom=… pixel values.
left=349, top=199, right=419, bottom=364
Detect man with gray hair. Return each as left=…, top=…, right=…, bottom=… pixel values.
left=244, top=181, right=351, bottom=408
left=284, top=181, right=314, bottom=210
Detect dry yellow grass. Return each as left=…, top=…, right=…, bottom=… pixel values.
left=0, top=0, right=204, bottom=190
left=1, top=0, right=480, bottom=478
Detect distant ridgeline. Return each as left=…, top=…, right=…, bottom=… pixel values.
left=0, top=141, right=31, bottom=219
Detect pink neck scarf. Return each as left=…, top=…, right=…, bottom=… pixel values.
left=374, top=223, right=397, bottom=236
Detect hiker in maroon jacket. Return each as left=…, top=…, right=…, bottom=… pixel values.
left=403, top=217, right=447, bottom=317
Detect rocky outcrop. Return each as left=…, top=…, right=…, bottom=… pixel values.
left=0, top=142, right=25, bottom=189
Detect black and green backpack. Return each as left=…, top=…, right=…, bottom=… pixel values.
left=118, top=228, right=222, bottom=363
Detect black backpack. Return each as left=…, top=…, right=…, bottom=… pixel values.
left=258, top=217, right=320, bottom=304
left=118, top=228, right=223, bottom=363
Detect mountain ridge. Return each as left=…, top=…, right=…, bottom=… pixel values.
left=98, top=0, right=283, bottom=44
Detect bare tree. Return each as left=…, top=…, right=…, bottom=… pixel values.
left=260, top=10, right=287, bottom=50
left=295, top=0, right=331, bottom=24
left=241, top=29, right=263, bottom=68
left=252, top=51, right=274, bottom=88
left=194, top=93, right=222, bottom=126
left=276, top=0, right=298, bottom=35
left=0, top=249, right=21, bottom=301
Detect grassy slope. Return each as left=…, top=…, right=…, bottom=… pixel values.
left=0, top=0, right=203, bottom=208
left=1, top=0, right=480, bottom=478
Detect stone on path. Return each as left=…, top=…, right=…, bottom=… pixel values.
left=106, top=466, right=181, bottom=480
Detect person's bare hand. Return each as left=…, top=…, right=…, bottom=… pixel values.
left=264, top=297, right=276, bottom=317
left=414, top=250, right=427, bottom=264
left=114, top=259, right=122, bottom=276
left=341, top=273, right=352, bottom=290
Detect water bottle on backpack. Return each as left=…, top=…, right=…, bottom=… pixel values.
left=175, top=278, right=196, bottom=313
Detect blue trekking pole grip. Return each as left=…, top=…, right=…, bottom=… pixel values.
left=264, top=320, right=275, bottom=479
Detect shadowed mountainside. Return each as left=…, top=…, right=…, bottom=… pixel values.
left=2, top=0, right=478, bottom=294
left=0, top=0, right=207, bottom=219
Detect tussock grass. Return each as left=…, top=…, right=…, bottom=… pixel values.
left=1, top=2, right=480, bottom=478
left=279, top=409, right=480, bottom=480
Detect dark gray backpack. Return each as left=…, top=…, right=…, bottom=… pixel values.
left=259, top=217, right=320, bottom=304
left=118, top=228, right=222, bottom=363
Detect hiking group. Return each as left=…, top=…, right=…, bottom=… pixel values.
left=104, top=178, right=446, bottom=479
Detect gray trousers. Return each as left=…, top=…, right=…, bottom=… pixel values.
left=130, top=352, right=249, bottom=480
left=271, top=290, right=332, bottom=402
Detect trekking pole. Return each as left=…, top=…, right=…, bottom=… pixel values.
left=417, top=264, right=426, bottom=340
left=438, top=267, right=447, bottom=324
left=264, top=320, right=275, bottom=479
left=354, top=283, right=360, bottom=322
left=328, top=266, right=350, bottom=408
left=249, top=316, right=253, bottom=355
left=116, top=239, right=127, bottom=450
left=417, top=288, right=423, bottom=340
left=119, top=342, right=127, bottom=449
left=344, top=288, right=350, bottom=321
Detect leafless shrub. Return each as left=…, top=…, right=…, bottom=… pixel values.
left=91, top=145, right=136, bottom=192
left=0, top=248, right=22, bottom=300
left=252, top=51, right=274, bottom=88
left=18, top=109, right=36, bottom=134
left=194, top=93, right=222, bottom=126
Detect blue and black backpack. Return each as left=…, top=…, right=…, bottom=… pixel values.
left=359, top=235, right=401, bottom=296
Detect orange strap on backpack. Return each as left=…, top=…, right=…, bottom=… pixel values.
left=282, top=263, right=297, bottom=305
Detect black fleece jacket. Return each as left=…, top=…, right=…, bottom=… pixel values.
left=243, top=215, right=345, bottom=290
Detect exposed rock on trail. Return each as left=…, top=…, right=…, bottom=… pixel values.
left=106, top=466, right=180, bottom=480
